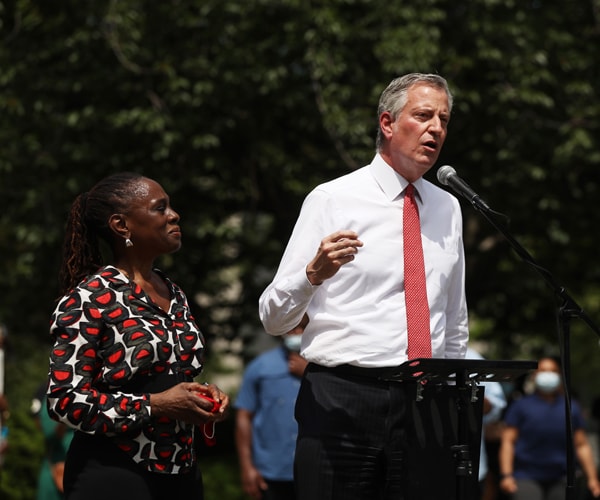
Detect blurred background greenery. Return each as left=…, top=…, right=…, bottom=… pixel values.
left=1, top=0, right=600, bottom=498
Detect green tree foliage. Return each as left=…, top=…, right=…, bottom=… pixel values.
left=440, top=0, right=600, bottom=356
left=1, top=0, right=600, bottom=497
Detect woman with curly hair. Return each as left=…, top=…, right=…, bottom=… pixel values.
left=47, top=173, right=228, bottom=500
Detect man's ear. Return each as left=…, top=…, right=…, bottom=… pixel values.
left=379, top=111, right=394, bottom=141
left=108, top=213, right=129, bottom=239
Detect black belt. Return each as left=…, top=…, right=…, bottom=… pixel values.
left=308, top=362, right=399, bottom=381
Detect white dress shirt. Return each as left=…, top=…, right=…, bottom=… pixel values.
left=259, top=154, right=469, bottom=368
left=465, top=348, right=507, bottom=481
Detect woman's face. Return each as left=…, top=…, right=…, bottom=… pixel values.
left=537, top=358, right=560, bottom=374
left=534, top=358, right=562, bottom=394
left=124, top=178, right=182, bottom=255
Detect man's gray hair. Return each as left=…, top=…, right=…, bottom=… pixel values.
left=376, top=73, right=453, bottom=151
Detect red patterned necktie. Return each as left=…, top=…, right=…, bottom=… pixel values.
left=403, top=184, right=432, bottom=359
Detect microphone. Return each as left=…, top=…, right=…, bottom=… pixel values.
left=436, top=165, right=491, bottom=211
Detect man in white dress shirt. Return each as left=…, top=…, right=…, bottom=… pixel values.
left=259, top=73, right=469, bottom=500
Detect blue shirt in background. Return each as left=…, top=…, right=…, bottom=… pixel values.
left=504, top=393, right=585, bottom=481
left=235, top=346, right=301, bottom=481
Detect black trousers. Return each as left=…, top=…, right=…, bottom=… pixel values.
left=294, top=363, right=409, bottom=500
left=63, top=432, right=203, bottom=500
left=262, top=479, right=296, bottom=500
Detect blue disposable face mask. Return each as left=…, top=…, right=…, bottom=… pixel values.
left=535, top=371, right=561, bottom=394
left=283, top=335, right=302, bottom=353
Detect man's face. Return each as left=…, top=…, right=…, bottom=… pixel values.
left=380, top=83, right=450, bottom=182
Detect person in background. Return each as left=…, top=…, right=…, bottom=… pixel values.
left=46, top=172, right=229, bottom=500
left=32, top=383, right=74, bottom=500
left=235, top=314, right=309, bottom=500
left=0, top=393, right=8, bottom=468
left=0, top=325, right=8, bottom=469
left=466, top=347, right=507, bottom=500
left=499, top=356, right=600, bottom=500
left=259, top=73, right=468, bottom=499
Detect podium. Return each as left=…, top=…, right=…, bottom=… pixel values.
left=382, top=358, right=537, bottom=500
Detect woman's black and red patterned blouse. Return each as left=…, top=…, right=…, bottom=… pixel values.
left=47, top=265, right=205, bottom=474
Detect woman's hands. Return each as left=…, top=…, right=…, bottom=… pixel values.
left=149, top=381, right=229, bottom=426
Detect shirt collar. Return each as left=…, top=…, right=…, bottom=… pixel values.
left=369, top=153, right=427, bottom=203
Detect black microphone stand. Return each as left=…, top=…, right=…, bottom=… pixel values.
left=460, top=193, right=600, bottom=500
